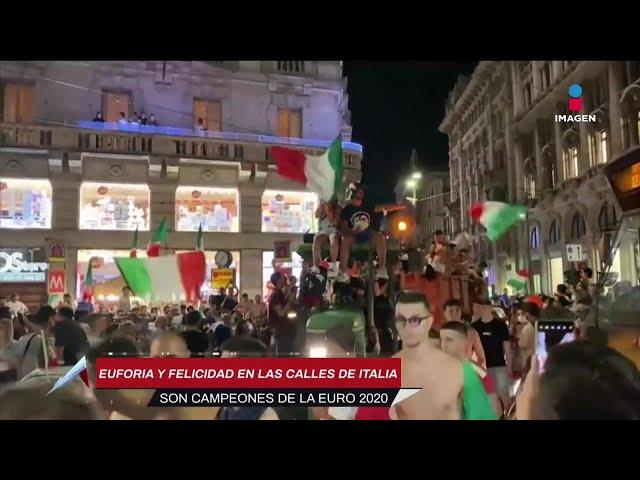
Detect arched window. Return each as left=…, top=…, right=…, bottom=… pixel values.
left=523, top=158, right=536, bottom=198
left=542, top=150, right=556, bottom=189
left=598, top=202, right=618, bottom=232
left=530, top=225, right=540, bottom=249
left=570, top=213, right=587, bottom=240
left=549, top=220, right=561, bottom=245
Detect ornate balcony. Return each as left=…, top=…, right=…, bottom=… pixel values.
left=0, top=121, right=363, bottom=172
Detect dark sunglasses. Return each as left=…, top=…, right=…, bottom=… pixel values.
left=395, top=315, right=430, bottom=327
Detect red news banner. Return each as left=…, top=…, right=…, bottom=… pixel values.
left=96, top=357, right=400, bottom=389
left=95, top=358, right=406, bottom=407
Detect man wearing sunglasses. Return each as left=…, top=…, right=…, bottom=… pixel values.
left=389, top=292, right=496, bottom=420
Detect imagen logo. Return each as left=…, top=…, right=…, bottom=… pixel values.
left=555, top=84, right=596, bottom=123
left=568, top=84, right=583, bottom=112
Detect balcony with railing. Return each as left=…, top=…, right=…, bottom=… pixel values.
left=0, top=120, right=363, bottom=170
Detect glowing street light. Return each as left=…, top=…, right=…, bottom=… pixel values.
left=398, top=220, right=408, bottom=232
left=405, top=179, right=416, bottom=189
left=411, top=171, right=422, bottom=180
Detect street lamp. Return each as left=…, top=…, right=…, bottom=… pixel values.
left=398, top=220, right=408, bottom=232
left=405, top=179, right=417, bottom=189
left=411, top=171, right=422, bottom=180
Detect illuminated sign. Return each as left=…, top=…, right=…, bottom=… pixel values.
left=604, top=147, right=640, bottom=214
left=0, top=250, right=48, bottom=282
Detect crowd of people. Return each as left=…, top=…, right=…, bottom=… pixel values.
left=1, top=223, right=639, bottom=419
left=90, top=110, right=213, bottom=133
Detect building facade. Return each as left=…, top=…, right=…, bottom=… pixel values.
left=440, top=61, right=640, bottom=294
left=0, top=61, right=362, bottom=308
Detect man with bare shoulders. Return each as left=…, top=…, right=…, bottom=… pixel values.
left=390, top=292, right=496, bottom=420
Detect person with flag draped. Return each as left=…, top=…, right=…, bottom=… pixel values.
left=76, top=263, right=95, bottom=314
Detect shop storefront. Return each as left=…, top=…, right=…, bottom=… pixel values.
left=261, top=190, right=318, bottom=233
left=79, top=182, right=150, bottom=231
left=175, top=187, right=239, bottom=232
left=262, top=251, right=303, bottom=299
left=0, top=247, right=49, bottom=310
left=0, top=178, right=52, bottom=229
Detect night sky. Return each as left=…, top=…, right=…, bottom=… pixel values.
left=343, top=62, right=476, bottom=204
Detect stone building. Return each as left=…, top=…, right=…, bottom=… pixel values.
left=440, top=61, right=640, bottom=294
left=0, top=61, right=362, bottom=308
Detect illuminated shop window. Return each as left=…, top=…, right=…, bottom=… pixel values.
left=76, top=249, right=147, bottom=303
left=0, top=178, right=52, bottom=229
left=175, top=187, right=239, bottom=233
left=261, top=190, right=318, bottom=233
left=176, top=250, right=240, bottom=296
left=262, top=251, right=303, bottom=300
left=79, top=182, right=150, bottom=231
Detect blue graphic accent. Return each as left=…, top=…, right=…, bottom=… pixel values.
left=46, top=356, right=87, bottom=396
left=568, top=84, right=582, bottom=98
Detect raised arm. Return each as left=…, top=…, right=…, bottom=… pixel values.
left=374, top=203, right=406, bottom=214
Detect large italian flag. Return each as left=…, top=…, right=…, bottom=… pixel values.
left=470, top=201, right=527, bottom=241
left=114, top=251, right=206, bottom=303
left=270, top=135, right=343, bottom=201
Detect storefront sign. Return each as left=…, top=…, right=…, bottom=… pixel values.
left=212, top=268, right=235, bottom=289
left=0, top=250, right=48, bottom=282
left=48, top=270, right=66, bottom=294
left=274, top=241, right=291, bottom=263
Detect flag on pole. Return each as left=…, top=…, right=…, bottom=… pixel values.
left=115, top=251, right=206, bottom=303
left=130, top=226, right=139, bottom=258
left=196, top=224, right=203, bottom=251
left=147, top=217, right=168, bottom=257
left=270, top=135, right=343, bottom=201
left=470, top=201, right=527, bottom=242
left=83, top=263, right=94, bottom=300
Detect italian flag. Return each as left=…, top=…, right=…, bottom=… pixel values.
left=470, top=201, right=527, bottom=242
left=83, top=263, right=94, bottom=301
left=270, top=135, right=343, bottom=201
left=147, top=217, right=168, bottom=257
left=115, top=251, right=206, bottom=303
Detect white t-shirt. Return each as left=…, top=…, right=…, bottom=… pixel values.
left=6, top=300, right=28, bottom=315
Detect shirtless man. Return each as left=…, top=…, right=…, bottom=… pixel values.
left=390, top=292, right=495, bottom=420
left=443, top=298, right=486, bottom=369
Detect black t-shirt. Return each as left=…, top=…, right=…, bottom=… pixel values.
left=53, top=319, right=89, bottom=366
left=210, top=294, right=226, bottom=308
left=373, top=295, right=393, bottom=330
left=472, top=318, right=510, bottom=368
left=340, top=201, right=380, bottom=232
left=268, top=290, right=291, bottom=332
left=181, top=330, right=209, bottom=356
left=220, top=296, right=238, bottom=312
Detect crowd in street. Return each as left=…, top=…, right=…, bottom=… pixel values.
left=0, top=179, right=639, bottom=419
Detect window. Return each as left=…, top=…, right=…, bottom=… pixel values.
left=277, top=61, right=306, bottom=73
left=79, top=182, right=150, bottom=231
left=540, top=62, right=551, bottom=91
left=543, top=153, right=556, bottom=189
left=563, top=146, right=579, bottom=179
left=549, top=220, right=561, bottom=245
left=0, top=178, right=52, bottom=229
left=261, top=190, right=318, bottom=233
left=262, top=251, right=303, bottom=299
left=599, top=130, right=608, bottom=164
left=2, top=82, right=35, bottom=123
left=523, top=82, right=532, bottom=107
left=570, top=213, right=587, bottom=240
left=530, top=226, right=540, bottom=249
left=177, top=250, right=240, bottom=296
left=175, top=187, right=239, bottom=233
left=77, top=249, right=147, bottom=303
left=588, top=132, right=597, bottom=167
left=277, top=108, right=302, bottom=138
left=193, top=99, right=221, bottom=131
left=103, top=90, right=132, bottom=123
left=599, top=202, right=618, bottom=232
